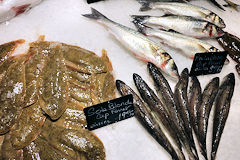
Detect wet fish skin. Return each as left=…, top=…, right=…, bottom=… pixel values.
left=132, top=15, right=224, bottom=38
left=188, top=76, right=202, bottom=137
left=138, top=1, right=225, bottom=28
left=116, top=80, right=184, bottom=160
left=82, top=8, right=179, bottom=80
left=147, top=62, right=197, bottom=160
left=211, top=73, right=235, bottom=160
left=198, top=77, right=219, bottom=159
left=218, top=32, right=240, bottom=64
left=133, top=73, right=182, bottom=150
left=133, top=23, right=219, bottom=59
left=174, top=68, right=198, bottom=158
left=0, top=57, right=26, bottom=134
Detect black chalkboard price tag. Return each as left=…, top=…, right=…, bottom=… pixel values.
left=83, top=94, right=134, bottom=130
left=87, top=0, right=104, bottom=4
left=190, top=51, right=227, bottom=76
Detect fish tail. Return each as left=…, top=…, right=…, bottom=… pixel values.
left=209, top=0, right=225, bottom=11
left=131, top=15, right=149, bottom=24
left=132, top=20, right=148, bottom=35
left=82, top=8, right=109, bottom=22
left=223, top=0, right=240, bottom=11
left=138, top=0, right=152, bottom=11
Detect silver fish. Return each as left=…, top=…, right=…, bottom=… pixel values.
left=138, top=1, right=225, bottom=28
left=132, top=15, right=225, bottom=38
left=223, top=0, right=240, bottom=11
left=133, top=23, right=219, bottom=59
left=82, top=8, right=179, bottom=80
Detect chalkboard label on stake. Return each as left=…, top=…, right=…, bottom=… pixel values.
left=190, top=51, right=227, bottom=76
left=83, top=94, right=134, bottom=130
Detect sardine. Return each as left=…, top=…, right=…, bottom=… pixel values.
left=138, top=1, right=225, bottom=28
left=218, top=32, right=240, bottom=64
left=82, top=8, right=179, bottom=80
left=188, top=76, right=202, bottom=137
left=147, top=62, right=197, bottom=160
left=134, top=24, right=219, bottom=59
left=198, top=77, right=219, bottom=159
left=0, top=0, right=43, bottom=23
left=211, top=73, right=235, bottom=160
left=132, top=15, right=224, bottom=38
left=207, top=0, right=225, bottom=10
left=223, top=0, right=240, bottom=11
left=116, top=80, right=185, bottom=160
left=133, top=73, right=182, bottom=151
left=174, top=68, right=198, bottom=159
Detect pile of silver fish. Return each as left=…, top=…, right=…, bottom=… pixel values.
left=138, top=0, right=240, bottom=11
left=132, top=1, right=230, bottom=63
left=116, top=62, right=235, bottom=160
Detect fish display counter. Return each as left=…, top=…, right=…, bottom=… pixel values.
left=0, top=0, right=239, bottom=159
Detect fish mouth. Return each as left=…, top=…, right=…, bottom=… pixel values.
left=217, top=27, right=225, bottom=36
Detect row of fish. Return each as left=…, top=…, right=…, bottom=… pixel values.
left=138, top=0, right=240, bottom=11
left=116, top=62, right=235, bottom=160
left=83, top=4, right=228, bottom=80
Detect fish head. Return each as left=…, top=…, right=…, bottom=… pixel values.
left=208, top=13, right=226, bottom=28
left=157, top=56, right=179, bottom=81
left=116, top=80, right=132, bottom=95
left=203, top=23, right=224, bottom=38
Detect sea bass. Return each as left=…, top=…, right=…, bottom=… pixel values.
left=83, top=8, right=179, bottom=79
left=0, top=0, right=43, bottom=23
left=132, top=15, right=224, bottom=38
left=133, top=24, right=219, bottom=59
left=138, top=1, right=225, bottom=28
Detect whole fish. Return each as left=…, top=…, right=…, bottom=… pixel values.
left=174, top=68, right=198, bottom=159
left=116, top=80, right=185, bottom=160
left=198, top=77, right=219, bottom=160
left=133, top=73, right=182, bottom=152
left=211, top=73, right=235, bottom=160
left=82, top=8, right=179, bottom=80
left=223, top=0, right=240, bottom=11
left=207, top=0, right=225, bottom=10
left=147, top=62, right=197, bottom=160
left=218, top=32, right=240, bottom=64
left=0, top=0, right=43, bottom=23
left=132, top=15, right=224, bottom=38
left=188, top=76, right=202, bottom=137
left=138, top=1, right=225, bottom=28
left=133, top=23, right=219, bottom=59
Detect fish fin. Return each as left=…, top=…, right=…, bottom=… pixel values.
left=131, top=15, right=149, bottom=24
left=132, top=20, right=152, bottom=35
left=209, top=0, right=225, bottom=11
left=138, top=0, right=152, bottom=11
left=161, top=13, right=175, bottom=17
left=167, top=29, right=180, bottom=34
left=223, top=0, right=240, bottom=11
left=82, top=8, right=108, bottom=21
